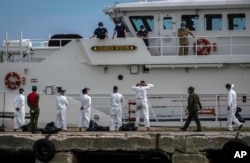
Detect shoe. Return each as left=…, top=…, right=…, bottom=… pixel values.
left=146, top=127, right=151, bottom=131
left=180, top=127, right=186, bottom=131
left=13, top=129, right=17, bottom=132
left=79, top=128, right=81, bottom=131
left=239, top=124, right=243, bottom=130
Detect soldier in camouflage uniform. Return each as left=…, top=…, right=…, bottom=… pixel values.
left=27, top=86, right=40, bottom=134
left=180, top=86, right=202, bottom=132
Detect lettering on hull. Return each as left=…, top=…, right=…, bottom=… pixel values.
left=91, top=45, right=137, bottom=51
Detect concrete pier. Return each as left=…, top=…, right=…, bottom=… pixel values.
left=0, top=127, right=250, bottom=163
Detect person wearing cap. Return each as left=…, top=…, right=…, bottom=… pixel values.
left=78, top=87, right=91, bottom=131
left=112, top=20, right=127, bottom=39
left=13, top=88, right=26, bottom=132
left=180, top=86, right=202, bottom=132
left=27, top=86, right=40, bottom=134
left=225, top=83, right=243, bottom=131
left=109, top=86, right=123, bottom=131
left=178, top=22, right=195, bottom=55
left=132, top=80, right=154, bottom=131
left=90, top=22, right=108, bottom=39
left=136, top=25, right=149, bottom=49
left=55, top=90, right=68, bottom=131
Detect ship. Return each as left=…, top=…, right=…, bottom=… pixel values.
left=0, top=0, right=250, bottom=129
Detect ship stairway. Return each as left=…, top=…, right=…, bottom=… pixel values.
left=128, top=99, right=158, bottom=123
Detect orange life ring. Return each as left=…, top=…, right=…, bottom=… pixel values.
left=193, top=38, right=211, bottom=55
left=4, top=72, right=21, bottom=90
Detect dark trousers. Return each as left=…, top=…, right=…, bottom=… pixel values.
left=30, top=109, right=40, bottom=132
left=183, top=111, right=201, bottom=130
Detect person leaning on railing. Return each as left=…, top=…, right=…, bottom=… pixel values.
left=137, top=25, right=149, bottom=49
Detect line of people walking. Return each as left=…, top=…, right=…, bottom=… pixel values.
left=12, top=81, right=244, bottom=133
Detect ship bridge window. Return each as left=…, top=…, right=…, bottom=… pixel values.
left=204, top=14, right=222, bottom=31
left=227, top=14, right=246, bottom=30
left=181, top=15, right=199, bottom=31
left=129, top=16, right=154, bottom=32
left=163, top=17, right=173, bottom=30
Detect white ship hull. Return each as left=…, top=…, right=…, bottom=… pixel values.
left=1, top=0, right=250, bottom=129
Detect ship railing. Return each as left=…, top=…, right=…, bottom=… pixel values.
left=1, top=32, right=250, bottom=63
left=77, top=94, right=250, bottom=123
left=0, top=31, right=84, bottom=62
left=148, top=35, right=250, bottom=56
left=0, top=92, right=249, bottom=126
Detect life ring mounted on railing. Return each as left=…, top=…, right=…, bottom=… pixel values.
left=4, top=72, right=21, bottom=90
left=193, top=38, right=211, bottom=55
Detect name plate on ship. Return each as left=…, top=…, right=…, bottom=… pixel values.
left=91, top=45, right=137, bottom=51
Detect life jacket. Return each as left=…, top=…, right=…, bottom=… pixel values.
left=28, top=92, right=38, bottom=106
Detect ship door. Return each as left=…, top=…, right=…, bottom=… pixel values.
left=159, top=13, right=177, bottom=55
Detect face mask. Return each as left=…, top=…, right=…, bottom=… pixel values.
left=141, top=29, right=145, bottom=31
left=117, top=23, right=121, bottom=26
left=99, top=26, right=103, bottom=29
left=181, top=26, right=185, bottom=29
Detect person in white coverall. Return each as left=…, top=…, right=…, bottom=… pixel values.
left=56, top=90, right=68, bottom=131
left=109, top=86, right=123, bottom=131
left=132, top=81, right=154, bottom=131
left=226, top=83, right=243, bottom=131
left=78, top=88, right=91, bottom=131
left=13, top=88, right=25, bottom=131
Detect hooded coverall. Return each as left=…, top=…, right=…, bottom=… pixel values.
left=109, top=92, right=123, bottom=131
left=56, top=94, right=68, bottom=130
left=13, top=93, right=25, bottom=129
left=132, top=84, right=154, bottom=128
left=78, top=93, right=91, bottom=128
left=227, top=86, right=242, bottom=131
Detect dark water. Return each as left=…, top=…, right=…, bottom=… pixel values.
left=0, top=151, right=36, bottom=163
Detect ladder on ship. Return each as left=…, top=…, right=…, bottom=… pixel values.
left=128, top=100, right=158, bottom=122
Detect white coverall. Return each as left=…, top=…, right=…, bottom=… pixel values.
left=13, top=94, right=26, bottom=129
left=78, top=93, right=91, bottom=128
left=227, top=85, right=242, bottom=131
left=109, top=92, right=123, bottom=131
left=56, top=95, right=68, bottom=130
left=132, top=84, right=154, bottom=128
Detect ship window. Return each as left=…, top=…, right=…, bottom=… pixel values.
left=163, top=17, right=173, bottom=30
left=204, top=14, right=222, bottom=30
left=129, top=16, right=154, bottom=32
left=227, top=14, right=246, bottom=30
left=181, top=15, right=199, bottom=31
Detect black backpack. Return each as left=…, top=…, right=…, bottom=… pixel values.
left=42, top=122, right=61, bottom=134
